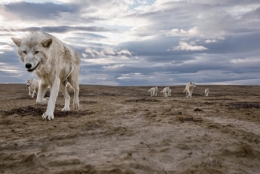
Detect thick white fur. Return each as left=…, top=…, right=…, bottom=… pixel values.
left=26, top=79, right=39, bottom=98
left=161, top=87, right=171, bottom=97
left=183, top=82, right=196, bottom=97
left=154, top=86, right=158, bottom=96
left=12, top=32, right=80, bottom=120
left=148, top=87, right=158, bottom=97
left=205, top=88, right=209, bottom=97
left=167, top=88, right=171, bottom=97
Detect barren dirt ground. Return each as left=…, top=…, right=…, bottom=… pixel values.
left=1, top=84, right=260, bottom=174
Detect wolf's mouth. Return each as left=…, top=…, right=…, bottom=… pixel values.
left=27, top=62, right=40, bottom=72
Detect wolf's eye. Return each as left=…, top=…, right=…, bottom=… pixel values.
left=23, top=51, right=27, bottom=54
left=34, top=51, right=39, bottom=55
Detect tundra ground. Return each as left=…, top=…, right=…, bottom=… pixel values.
left=0, top=84, right=260, bottom=174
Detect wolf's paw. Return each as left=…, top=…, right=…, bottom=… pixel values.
left=36, top=98, right=49, bottom=105
left=42, top=112, right=54, bottom=120
left=62, top=107, right=70, bottom=111
left=73, top=102, right=79, bottom=110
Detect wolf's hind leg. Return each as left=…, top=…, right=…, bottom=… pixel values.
left=60, top=80, right=70, bottom=111
left=69, top=78, right=79, bottom=110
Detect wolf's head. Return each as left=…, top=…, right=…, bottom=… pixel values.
left=11, top=33, right=52, bottom=72
left=190, top=82, right=196, bottom=88
left=25, top=79, right=33, bottom=87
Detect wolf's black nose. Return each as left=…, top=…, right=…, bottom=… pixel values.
left=25, top=63, right=32, bottom=69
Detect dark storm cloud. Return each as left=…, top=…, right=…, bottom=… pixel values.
left=100, top=60, right=223, bottom=75
left=218, top=0, right=260, bottom=5
left=4, top=2, right=79, bottom=19
left=141, top=55, right=196, bottom=63
left=119, top=31, right=260, bottom=61
left=203, top=33, right=260, bottom=54
left=118, top=36, right=179, bottom=56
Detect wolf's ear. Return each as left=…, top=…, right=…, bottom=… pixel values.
left=41, top=38, right=52, bottom=48
left=11, top=37, right=21, bottom=47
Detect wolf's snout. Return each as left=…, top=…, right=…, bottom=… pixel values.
left=25, top=63, right=32, bottom=69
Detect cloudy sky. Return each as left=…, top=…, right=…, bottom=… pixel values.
left=1, top=0, right=260, bottom=86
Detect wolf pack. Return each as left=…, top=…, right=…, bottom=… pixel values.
left=12, top=32, right=209, bottom=121
left=148, top=82, right=209, bottom=98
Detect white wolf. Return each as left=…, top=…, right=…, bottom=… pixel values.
left=12, top=32, right=80, bottom=120
left=161, top=87, right=171, bottom=97
left=167, top=87, right=172, bottom=97
left=26, top=79, right=39, bottom=98
left=154, top=86, right=158, bottom=96
left=183, top=82, right=196, bottom=97
left=205, top=88, right=209, bottom=97
left=148, top=87, right=158, bottom=97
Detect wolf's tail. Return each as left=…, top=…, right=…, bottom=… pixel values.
left=62, top=64, right=75, bottom=82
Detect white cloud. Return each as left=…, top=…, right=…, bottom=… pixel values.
left=205, top=39, right=217, bottom=43
left=173, top=41, right=208, bottom=51
left=0, top=44, right=13, bottom=52
left=0, top=0, right=20, bottom=3
left=230, top=57, right=260, bottom=67
left=117, top=49, right=132, bottom=56
left=136, top=0, right=149, bottom=5
left=205, top=37, right=225, bottom=43
left=153, top=0, right=177, bottom=6
left=84, top=47, right=132, bottom=58
left=84, top=48, right=104, bottom=58
left=0, top=62, right=22, bottom=74
left=165, top=27, right=199, bottom=37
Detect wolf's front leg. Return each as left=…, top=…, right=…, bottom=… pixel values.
left=186, top=91, right=189, bottom=98
left=42, top=77, right=60, bottom=120
left=188, top=91, right=192, bottom=97
left=36, top=81, right=48, bottom=105
left=190, top=89, right=193, bottom=97
left=31, top=90, right=35, bottom=98
left=28, top=87, right=32, bottom=96
left=31, top=91, right=35, bottom=98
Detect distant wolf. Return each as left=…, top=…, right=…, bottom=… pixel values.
left=12, top=32, right=80, bottom=120
left=154, top=86, right=158, bottom=96
left=205, top=88, right=209, bottom=97
left=148, top=87, right=158, bottom=97
left=26, top=78, right=39, bottom=98
left=167, top=87, right=171, bottom=97
left=161, top=87, right=171, bottom=97
left=183, top=82, right=196, bottom=97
